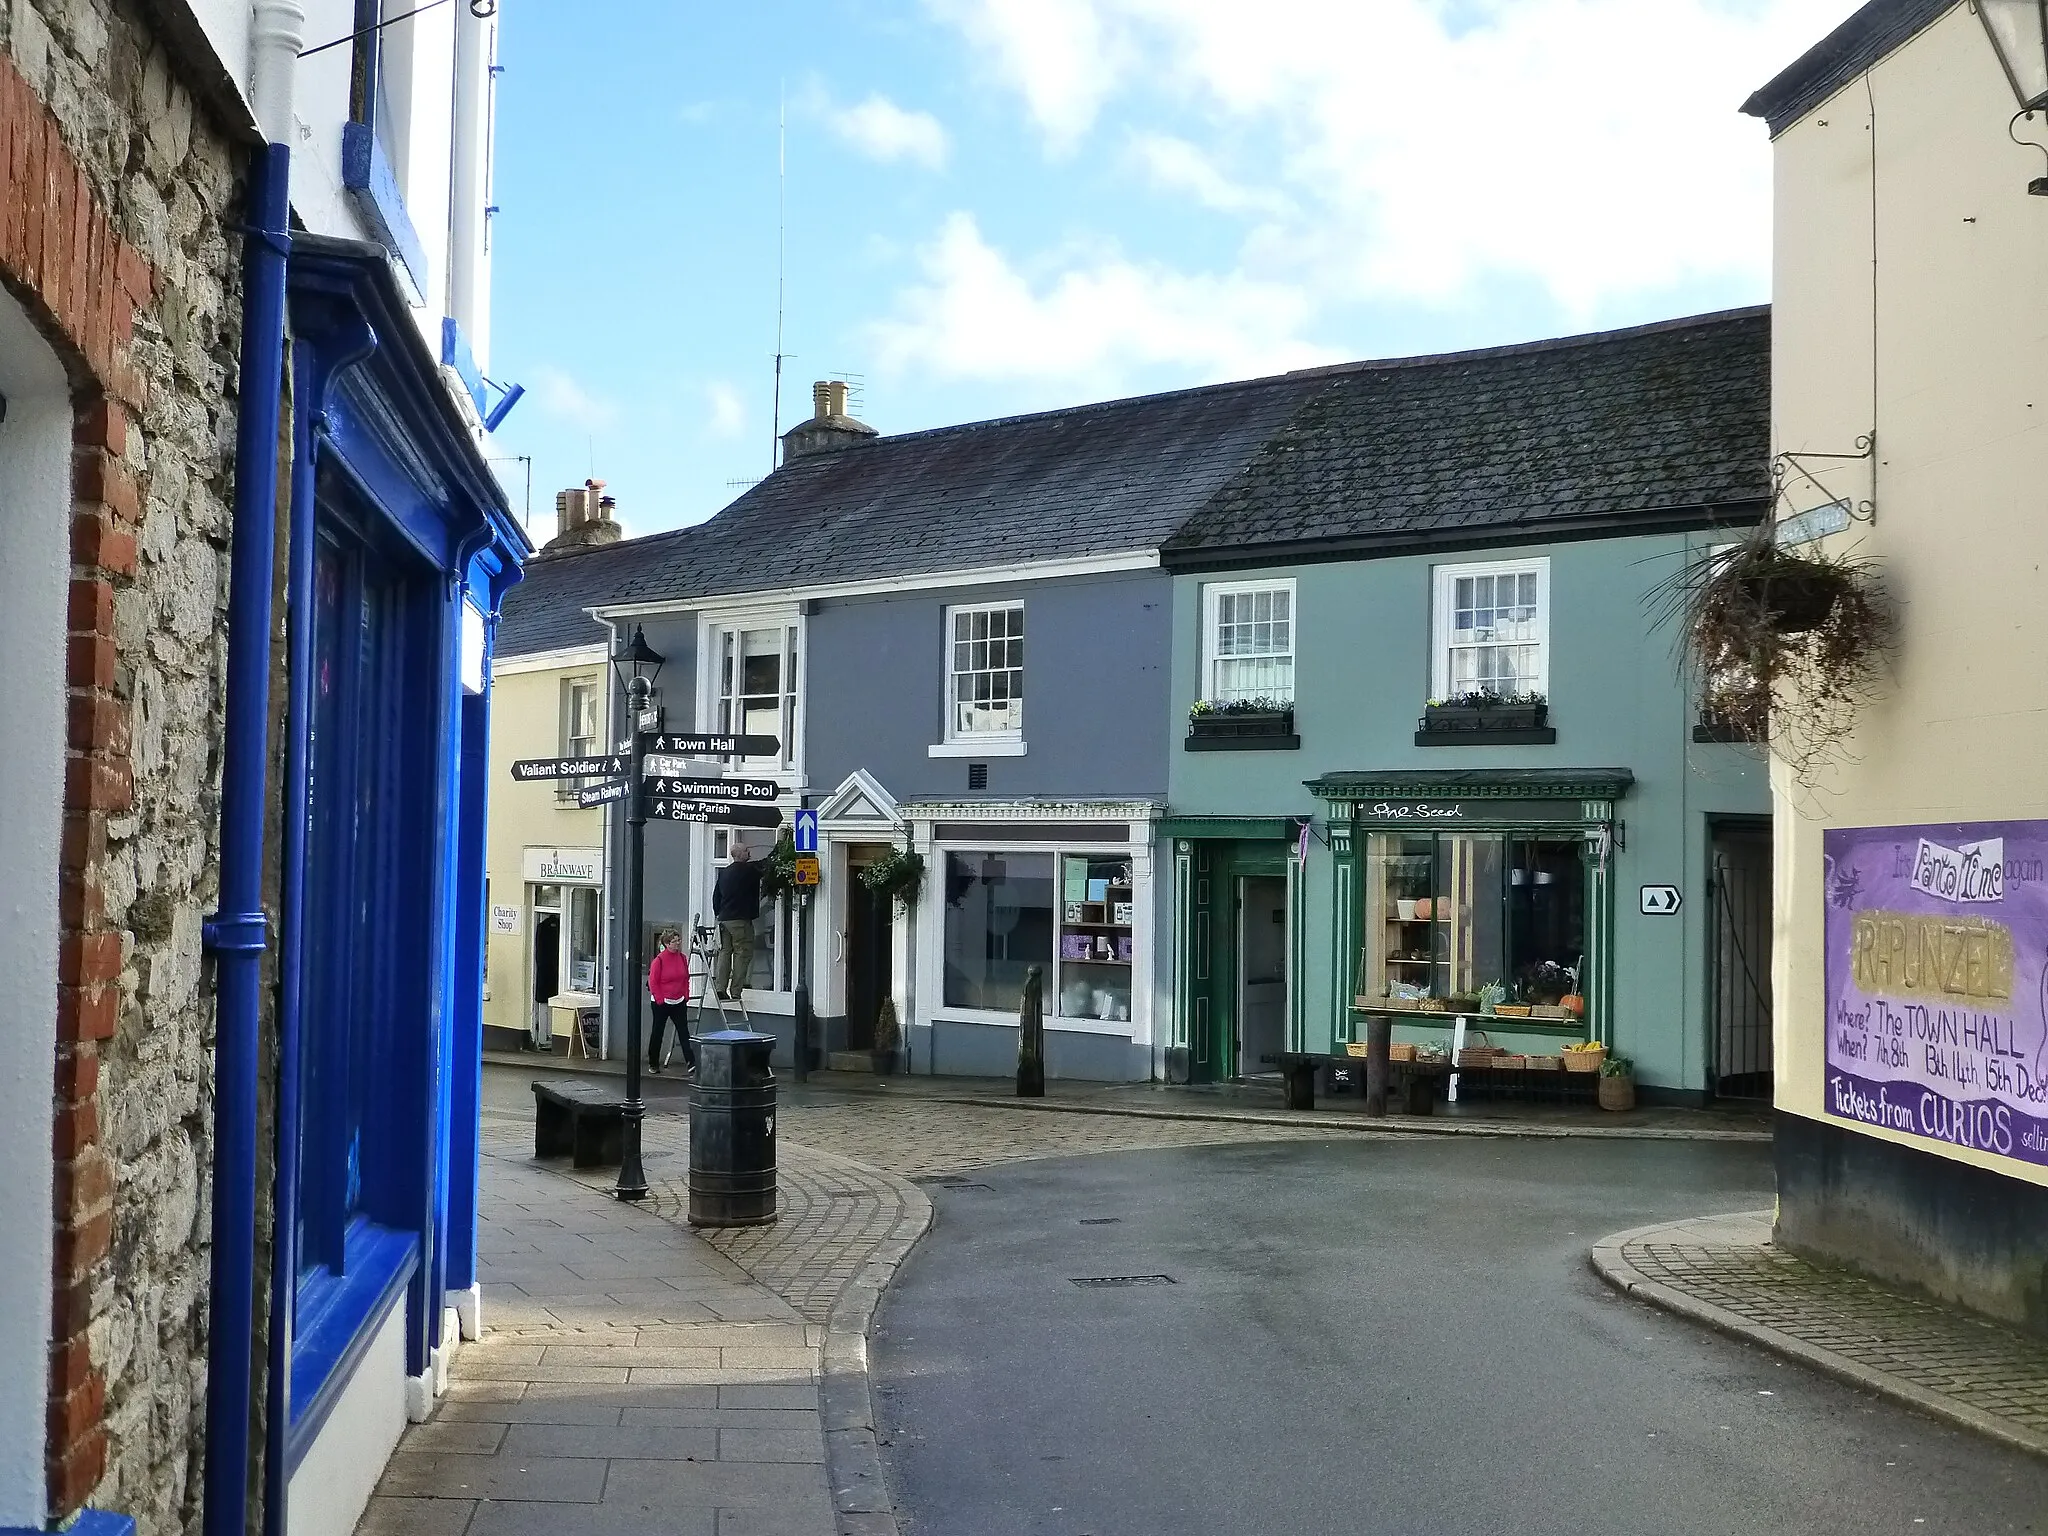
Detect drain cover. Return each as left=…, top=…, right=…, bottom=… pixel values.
left=1070, top=1274, right=1176, bottom=1288
left=918, top=1179, right=993, bottom=1191
left=1077, top=1217, right=1122, bottom=1225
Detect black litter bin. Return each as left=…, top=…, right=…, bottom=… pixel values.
left=688, top=1029, right=778, bottom=1227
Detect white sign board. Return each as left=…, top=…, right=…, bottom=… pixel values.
left=522, top=846, right=603, bottom=885
left=490, top=904, right=519, bottom=934
left=460, top=598, right=487, bottom=695
left=1639, top=884, right=1683, bottom=916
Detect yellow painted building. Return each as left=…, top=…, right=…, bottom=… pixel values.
left=1748, top=0, right=2048, bottom=1331
left=483, top=641, right=613, bottom=1055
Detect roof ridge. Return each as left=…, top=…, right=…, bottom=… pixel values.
left=1281, top=305, right=1769, bottom=381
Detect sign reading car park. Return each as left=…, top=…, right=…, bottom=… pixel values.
left=646, top=799, right=783, bottom=828
left=1639, top=884, right=1683, bottom=916
left=510, top=754, right=624, bottom=781
left=642, top=774, right=778, bottom=803
left=636, top=731, right=781, bottom=758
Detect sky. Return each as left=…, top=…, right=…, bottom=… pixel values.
left=482, top=0, right=1854, bottom=540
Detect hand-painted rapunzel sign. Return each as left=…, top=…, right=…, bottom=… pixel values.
left=1825, top=821, right=2048, bottom=1168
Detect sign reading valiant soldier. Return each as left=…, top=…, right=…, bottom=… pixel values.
left=637, top=731, right=781, bottom=759
left=1824, top=820, right=2048, bottom=1169
left=511, top=753, right=625, bottom=781
left=647, top=798, right=783, bottom=828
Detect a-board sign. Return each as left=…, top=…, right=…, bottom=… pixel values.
left=641, top=774, right=778, bottom=803
left=793, top=853, right=821, bottom=886
left=1639, top=885, right=1683, bottom=916
left=577, top=779, right=628, bottom=808
left=647, top=799, right=783, bottom=828
left=511, top=754, right=625, bottom=781
left=636, top=731, right=781, bottom=758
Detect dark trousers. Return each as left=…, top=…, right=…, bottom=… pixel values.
left=649, top=1001, right=695, bottom=1068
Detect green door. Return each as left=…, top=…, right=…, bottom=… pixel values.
left=1182, top=841, right=1290, bottom=1083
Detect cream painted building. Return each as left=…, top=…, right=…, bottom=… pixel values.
left=484, top=642, right=613, bottom=1056
left=1746, top=0, right=2048, bottom=1332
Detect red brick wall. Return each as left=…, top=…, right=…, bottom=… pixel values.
left=0, top=41, right=157, bottom=1522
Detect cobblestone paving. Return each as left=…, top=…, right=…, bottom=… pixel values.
left=1620, top=1230, right=2048, bottom=1438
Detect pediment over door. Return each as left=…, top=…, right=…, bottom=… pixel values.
left=817, top=769, right=901, bottom=836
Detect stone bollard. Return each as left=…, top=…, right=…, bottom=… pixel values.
left=1017, top=964, right=1045, bottom=1098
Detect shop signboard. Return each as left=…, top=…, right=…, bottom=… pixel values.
left=522, top=846, right=603, bottom=885
left=646, top=798, right=783, bottom=828
left=1352, top=798, right=1588, bottom=825
left=1824, top=819, right=2048, bottom=1170
left=490, top=904, right=519, bottom=934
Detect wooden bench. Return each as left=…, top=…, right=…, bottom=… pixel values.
left=532, top=1079, right=626, bottom=1168
left=1268, top=1052, right=1442, bottom=1114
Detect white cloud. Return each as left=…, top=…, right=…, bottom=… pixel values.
left=527, top=365, right=619, bottom=432
left=830, top=92, right=951, bottom=169
left=705, top=381, right=747, bottom=439
left=867, top=211, right=1338, bottom=389
left=932, top=0, right=1851, bottom=315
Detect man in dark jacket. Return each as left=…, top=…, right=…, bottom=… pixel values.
left=712, top=841, right=766, bottom=999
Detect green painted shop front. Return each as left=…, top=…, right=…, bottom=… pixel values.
left=1163, top=820, right=1307, bottom=1084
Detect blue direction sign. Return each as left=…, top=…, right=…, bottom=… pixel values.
left=794, top=808, right=819, bottom=854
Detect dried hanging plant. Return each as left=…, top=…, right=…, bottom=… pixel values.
left=1651, top=525, right=1892, bottom=787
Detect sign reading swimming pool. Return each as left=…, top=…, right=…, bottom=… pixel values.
left=1824, top=820, right=2048, bottom=1169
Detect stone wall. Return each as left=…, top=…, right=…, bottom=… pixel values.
left=0, top=1, right=248, bottom=1531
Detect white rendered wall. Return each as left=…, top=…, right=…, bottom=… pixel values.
left=0, top=289, right=75, bottom=1525
left=285, top=1296, right=408, bottom=1536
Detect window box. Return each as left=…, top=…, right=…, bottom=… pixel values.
left=1187, top=706, right=1299, bottom=751
left=1417, top=697, right=1555, bottom=745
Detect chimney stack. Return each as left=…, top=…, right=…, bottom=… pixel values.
left=782, top=378, right=876, bottom=463
left=538, top=478, right=624, bottom=556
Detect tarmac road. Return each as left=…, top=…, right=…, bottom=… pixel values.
left=870, top=1135, right=2048, bottom=1535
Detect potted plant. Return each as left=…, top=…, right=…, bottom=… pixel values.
left=871, top=996, right=903, bottom=1077
left=1654, top=525, right=1890, bottom=786
left=1188, top=696, right=1296, bottom=743
left=756, top=829, right=798, bottom=901
left=859, top=844, right=926, bottom=906
left=1521, top=960, right=1576, bottom=1006
left=1597, top=1052, right=1636, bottom=1112
left=1422, top=689, right=1548, bottom=734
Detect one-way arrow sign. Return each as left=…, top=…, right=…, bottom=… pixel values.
left=1639, top=884, right=1683, bottom=916
left=637, top=731, right=782, bottom=758
left=576, top=779, right=628, bottom=808
left=642, top=774, right=779, bottom=803
left=647, top=799, right=783, bottom=828
left=511, top=754, right=625, bottom=781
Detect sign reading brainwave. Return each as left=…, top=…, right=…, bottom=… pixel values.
left=1825, top=821, right=2048, bottom=1168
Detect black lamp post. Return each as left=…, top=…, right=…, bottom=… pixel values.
left=1979, top=1, right=2048, bottom=192
left=613, top=624, right=663, bottom=1201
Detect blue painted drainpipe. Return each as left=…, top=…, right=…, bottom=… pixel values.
left=201, top=139, right=291, bottom=1536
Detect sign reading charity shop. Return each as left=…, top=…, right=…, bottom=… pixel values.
left=1825, top=820, right=2048, bottom=1169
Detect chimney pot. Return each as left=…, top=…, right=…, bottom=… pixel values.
left=826, top=380, right=849, bottom=418
left=813, top=380, right=831, bottom=421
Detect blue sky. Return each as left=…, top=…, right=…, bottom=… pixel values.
left=483, top=1, right=1852, bottom=539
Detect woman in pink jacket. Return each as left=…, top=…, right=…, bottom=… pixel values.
left=647, top=929, right=694, bottom=1075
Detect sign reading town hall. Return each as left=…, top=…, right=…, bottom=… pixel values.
left=1824, top=819, right=2048, bottom=1171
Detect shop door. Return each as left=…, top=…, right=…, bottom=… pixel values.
left=1237, top=876, right=1288, bottom=1077
left=529, top=894, right=560, bottom=1043
left=845, top=854, right=894, bottom=1052
left=1709, top=822, right=1773, bottom=1100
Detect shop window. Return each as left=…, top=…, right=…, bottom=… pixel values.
left=715, top=623, right=800, bottom=772
left=1202, top=581, right=1294, bottom=705
left=942, top=851, right=1054, bottom=1009
left=1431, top=558, right=1548, bottom=699
left=712, top=827, right=790, bottom=992
left=945, top=603, right=1024, bottom=743
left=565, top=885, right=601, bottom=993
left=1058, top=853, right=1135, bottom=1022
left=1360, top=831, right=1586, bottom=1014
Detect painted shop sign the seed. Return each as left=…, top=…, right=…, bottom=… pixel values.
left=1824, top=820, right=2048, bottom=1170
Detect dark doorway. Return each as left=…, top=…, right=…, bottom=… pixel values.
left=1709, top=820, right=1773, bottom=1101
left=1237, top=876, right=1288, bottom=1077
left=531, top=910, right=560, bottom=1043
left=846, top=850, right=895, bottom=1052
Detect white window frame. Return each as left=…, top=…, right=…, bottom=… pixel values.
left=701, top=824, right=797, bottom=1000
left=558, top=674, right=602, bottom=802
left=695, top=604, right=806, bottom=787
left=1201, top=579, right=1296, bottom=706
left=1429, top=556, right=1550, bottom=702
left=937, top=601, right=1026, bottom=752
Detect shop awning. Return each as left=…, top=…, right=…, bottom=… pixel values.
left=1304, top=768, right=1636, bottom=802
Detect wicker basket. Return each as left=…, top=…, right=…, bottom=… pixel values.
left=1492, top=1003, right=1532, bottom=1018
left=1526, top=1055, right=1563, bottom=1072
left=1494, top=1054, right=1528, bottom=1069
left=1531, top=1004, right=1572, bottom=1020
left=1457, top=1048, right=1499, bottom=1069
left=1389, top=1042, right=1417, bottom=1062
left=1563, top=1045, right=1607, bottom=1073
left=1345, top=1041, right=1370, bottom=1058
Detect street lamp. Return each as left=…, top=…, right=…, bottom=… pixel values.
left=611, top=624, right=664, bottom=1201
left=1979, top=1, right=2048, bottom=192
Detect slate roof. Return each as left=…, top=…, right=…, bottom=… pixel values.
left=494, top=535, right=650, bottom=656
left=1741, top=0, right=1959, bottom=136
left=1159, top=308, right=1770, bottom=570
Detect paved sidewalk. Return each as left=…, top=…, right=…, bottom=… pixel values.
left=1593, top=1210, right=2048, bottom=1461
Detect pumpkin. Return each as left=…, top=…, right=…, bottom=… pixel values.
left=1560, top=994, right=1585, bottom=1016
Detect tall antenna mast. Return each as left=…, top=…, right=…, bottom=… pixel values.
left=770, top=81, right=786, bottom=474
